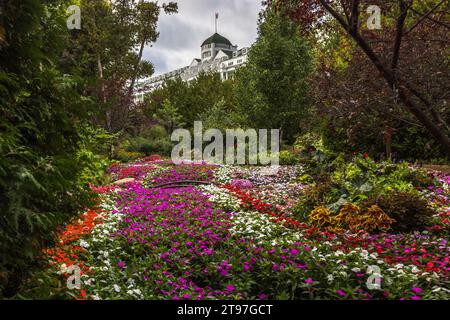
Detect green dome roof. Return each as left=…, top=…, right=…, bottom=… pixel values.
left=201, top=33, right=232, bottom=47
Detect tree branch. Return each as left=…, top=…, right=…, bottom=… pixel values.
left=405, top=0, right=448, bottom=35
left=391, top=1, right=408, bottom=75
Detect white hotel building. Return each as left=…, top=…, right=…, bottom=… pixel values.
left=134, top=32, right=249, bottom=101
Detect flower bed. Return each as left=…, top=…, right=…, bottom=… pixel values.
left=39, top=158, right=450, bottom=300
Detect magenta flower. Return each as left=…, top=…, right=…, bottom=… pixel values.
left=117, top=261, right=125, bottom=269
left=304, top=278, right=314, bottom=284
left=411, top=287, right=423, bottom=294
left=336, top=290, right=346, bottom=297
left=259, top=293, right=267, bottom=299
left=226, top=285, right=235, bottom=292
left=410, top=296, right=421, bottom=300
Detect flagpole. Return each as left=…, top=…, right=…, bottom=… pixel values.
left=215, top=12, right=218, bottom=33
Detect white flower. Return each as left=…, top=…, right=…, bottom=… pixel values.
left=351, top=267, right=361, bottom=273
left=79, top=240, right=89, bottom=248
left=59, top=263, right=67, bottom=274
left=327, top=274, right=334, bottom=283
left=113, top=284, right=121, bottom=293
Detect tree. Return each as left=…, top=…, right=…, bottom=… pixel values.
left=155, top=99, right=185, bottom=133
left=272, top=0, right=450, bottom=155
left=237, top=8, right=313, bottom=143
left=66, top=0, right=178, bottom=146
left=146, top=72, right=237, bottom=130
left=310, top=23, right=449, bottom=159
left=0, top=0, right=96, bottom=296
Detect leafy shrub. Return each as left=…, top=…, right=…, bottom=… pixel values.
left=365, top=192, right=434, bottom=232
left=292, top=175, right=341, bottom=221
left=279, top=150, right=300, bottom=165
left=141, top=125, right=168, bottom=141
left=294, top=132, right=324, bottom=152
left=309, top=204, right=395, bottom=233
left=126, top=136, right=173, bottom=156
left=115, top=148, right=145, bottom=163
left=76, top=124, right=115, bottom=186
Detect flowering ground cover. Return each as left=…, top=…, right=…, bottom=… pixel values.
left=38, top=159, right=450, bottom=300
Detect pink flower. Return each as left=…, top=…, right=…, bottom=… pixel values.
left=226, top=285, right=235, bottom=292
left=117, top=261, right=125, bottom=269
left=336, top=290, right=346, bottom=297
left=258, top=293, right=267, bottom=299
left=304, top=278, right=314, bottom=284
left=411, top=287, right=422, bottom=294
left=410, top=296, right=421, bottom=300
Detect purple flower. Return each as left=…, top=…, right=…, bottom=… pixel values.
left=410, top=296, right=421, bottom=300
left=258, top=293, right=267, bottom=299
left=304, top=278, right=314, bottom=284
left=226, top=285, right=235, bottom=292
left=411, top=287, right=423, bottom=294
left=336, top=290, right=346, bottom=297
left=117, top=261, right=125, bottom=269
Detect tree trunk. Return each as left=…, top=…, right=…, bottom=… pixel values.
left=97, top=53, right=114, bottom=158
left=128, top=38, right=146, bottom=99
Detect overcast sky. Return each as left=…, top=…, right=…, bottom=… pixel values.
left=143, top=0, right=264, bottom=76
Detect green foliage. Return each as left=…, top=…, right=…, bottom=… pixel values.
left=201, top=98, right=247, bottom=132
left=125, top=136, right=173, bottom=157
left=154, top=99, right=184, bottom=132
left=364, top=192, right=434, bottom=232
left=236, top=9, right=313, bottom=143
left=0, top=0, right=98, bottom=297
left=279, top=150, right=300, bottom=165
left=294, top=154, right=438, bottom=227
left=141, top=124, right=169, bottom=141
left=146, top=73, right=238, bottom=130
left=294, top=132, right=324, bottom=153
left=292, top=176, right=339, bottom=221
left=76, top=124, right=115, bottom=186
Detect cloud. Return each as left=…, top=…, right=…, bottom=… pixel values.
left=143, top=0, right=264, bottom=76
